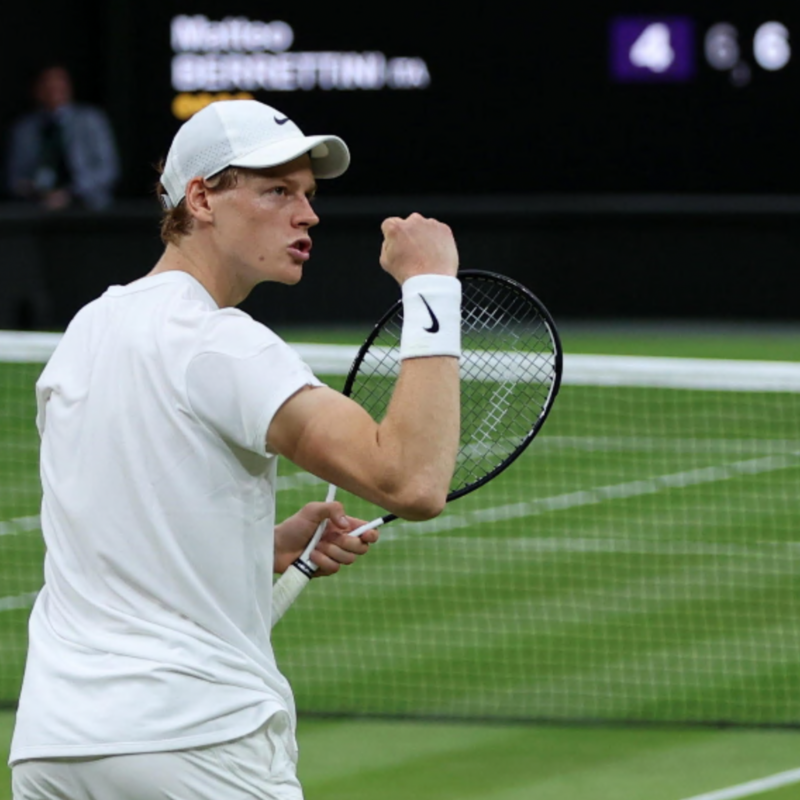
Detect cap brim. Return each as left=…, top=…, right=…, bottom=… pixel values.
left=228, top=135, right=350, bottom=179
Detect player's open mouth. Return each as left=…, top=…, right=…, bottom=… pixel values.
left=288, top=238, right=312, bottom=262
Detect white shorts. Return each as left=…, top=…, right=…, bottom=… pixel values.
left=12, top=712, right=303, bottom=800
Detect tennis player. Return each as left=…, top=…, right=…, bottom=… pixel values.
left=10, top=99, right=461, bottom=799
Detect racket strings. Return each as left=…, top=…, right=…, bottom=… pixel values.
left=347, top=274, right=559, bottom=497
left=456, top=281, right=556, bottom=490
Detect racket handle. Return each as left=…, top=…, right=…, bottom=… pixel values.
left=271, top=560, right=314, bottom=627
left=348, top=515, right=391, bottom=538
left=272, top=483, right=338, bottom=628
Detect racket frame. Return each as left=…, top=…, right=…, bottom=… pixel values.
left=342, top=269, right=563, bottom=527
left=272, top=269, right=563, bottom=624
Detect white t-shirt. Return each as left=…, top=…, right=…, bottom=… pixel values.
left=10, top=271, right=323, bottom=764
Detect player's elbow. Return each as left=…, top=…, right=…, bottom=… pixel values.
left=390, top=484, right=447, bottom=521
left=369, top=459, right=450, bottom=520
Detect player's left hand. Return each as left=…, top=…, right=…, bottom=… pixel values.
left=274, top=501, right=378, bottom=576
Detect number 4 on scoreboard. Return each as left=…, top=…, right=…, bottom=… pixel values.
left=630, top=22, right=676, bottom=73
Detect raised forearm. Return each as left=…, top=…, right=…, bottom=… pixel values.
left=373, top=356, right=460, bottom=518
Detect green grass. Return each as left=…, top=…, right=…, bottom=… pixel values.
left=1, top=329, right=799, bottom=798
left=761, top=789, right=800, bottom=800
left=271, top=380, right=800, bottom=726
left=560, top=328, right=800, bottom=361
left=273, top=324, right=800, bottom=361
left=2, top=711, right=800, bottom=800
left=295, top=719, right=800, bottom=800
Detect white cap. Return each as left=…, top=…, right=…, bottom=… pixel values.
left=160, top=100, right=350, bottom=208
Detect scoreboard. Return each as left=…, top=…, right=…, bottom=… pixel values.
left=609, top=17, right=791, bottom=83
left=90, top=3, right=800, bottom=194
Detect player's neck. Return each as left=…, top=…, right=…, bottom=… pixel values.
left=150, top=242, right=252, bottom=308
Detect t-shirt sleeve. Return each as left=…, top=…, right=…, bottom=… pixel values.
left=185, top=314, right=323, bottom=455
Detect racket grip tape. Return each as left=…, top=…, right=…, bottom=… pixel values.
left=271, top=561, right=313, bottom=627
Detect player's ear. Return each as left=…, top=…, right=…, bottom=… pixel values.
left=184, top=177, right=215, bottom=225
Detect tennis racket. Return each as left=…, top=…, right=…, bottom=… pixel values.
left=271, top=270, right=563, bottom=626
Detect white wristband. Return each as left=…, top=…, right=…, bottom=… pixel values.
left=400, top=275, right=461, bottom=360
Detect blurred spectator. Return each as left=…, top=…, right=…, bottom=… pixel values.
left=6, top=65, right=120, bottom=210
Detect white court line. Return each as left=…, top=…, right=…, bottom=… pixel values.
left=536, top=436, right=800, bottom=454
left=4, top=450, right=794, bottom=541
left=679, top=767, right=800, bottom=800
left=276, top=473, right=325, bottom=491
left=0, top=514, right=41, bottom=537
left=5, top=333, right=800, bottom=389
left=0, top=591, right=38, bottom=612
left=1, top=452, right=796, bottom=610
left=382, top=452, right=800, bottom=541
left=350, top=535, right=800, bottom=561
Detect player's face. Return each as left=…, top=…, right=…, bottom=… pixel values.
left=212, top=156, right=320, bottom=287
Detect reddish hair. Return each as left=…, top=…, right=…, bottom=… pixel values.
left=154, top=164, right=241, bottom=245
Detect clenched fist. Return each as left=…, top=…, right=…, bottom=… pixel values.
left=379, top=212, right=459, bottom=285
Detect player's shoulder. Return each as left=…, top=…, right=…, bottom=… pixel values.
left=54, top=271, right=285, bottom=364
left=195, top=306, right=284, bottom=360
left=53, top=294, right=110, bottom=351
left=36, top=294, right=111, bottom=389
left=114, top=271, right=284, bottom=359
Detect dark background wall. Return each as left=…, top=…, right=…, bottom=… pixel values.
left=3, top=1, right=798, bottom=196
left=1, top=196, right=798, bottom=330
left=1, top=1, right=799, bottom=327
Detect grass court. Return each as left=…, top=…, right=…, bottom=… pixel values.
left=1, top=325, right=799, bottom=798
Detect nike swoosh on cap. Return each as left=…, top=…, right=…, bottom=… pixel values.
left=274, top=117, right=290, bottom=125
left=419, top=295, right=440, bottom=333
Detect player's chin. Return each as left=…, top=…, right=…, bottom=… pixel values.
left=272, top=260, right=305, bottom=286
left=283, top=265, right=305, bottom=285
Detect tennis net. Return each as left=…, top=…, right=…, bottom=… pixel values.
left=1, top=331, right=799, bottom=727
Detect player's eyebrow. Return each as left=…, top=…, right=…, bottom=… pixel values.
left=281, top=175, right=318, bottom=197
left=256, top=169, right=317, bottom=197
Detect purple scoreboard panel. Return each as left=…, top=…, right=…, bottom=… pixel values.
left=610, top=17, right=696, bottom=82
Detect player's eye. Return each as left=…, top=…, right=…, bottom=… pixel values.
left=267, top=185, right=287, bottom=196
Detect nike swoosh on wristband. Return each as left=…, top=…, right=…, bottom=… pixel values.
left=419, top=295, right=440, bottom=333
left=274, top=117, right=290, bottom=125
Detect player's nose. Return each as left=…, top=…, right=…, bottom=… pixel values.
left=296, top=196, right=319, bottom=228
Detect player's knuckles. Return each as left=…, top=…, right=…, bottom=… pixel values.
left=331, top=534, right=364, bottom=554
left=322, top=501, right=346, bottom=518
left=319, top=542, right=357, bottom=565
left=304, top=501, right=329, bottom=517
left=403, top=214, right=431, bottom=232
left=381, top=217, right=403, bottom=235
left=342, top=541, right=369, bottom=557
left=330, top=530, right=367, bottom=551
left=310, top=551, right=340, bottom=575
left=307, top=501, right=345, bottom=523
left=337, top=549, right=358, bottom=565
left=429, top=220, right=453, bottom=241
